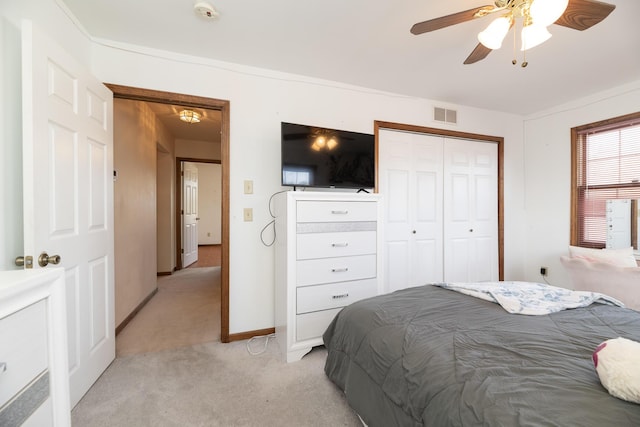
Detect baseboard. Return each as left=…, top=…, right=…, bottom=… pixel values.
left=115, top=288, right=158, bottom=335
left=157, top=271, right=172, bottom=276
left=228, top=327, right=275, bottom=342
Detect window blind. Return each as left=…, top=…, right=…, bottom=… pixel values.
left=576, top=116, right=640, bottom=248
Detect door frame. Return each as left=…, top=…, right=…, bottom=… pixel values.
left=374, top=120, right=504, bottom=280
left=106, top=84, right=231, bottom=343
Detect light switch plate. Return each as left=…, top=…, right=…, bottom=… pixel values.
left=244, top=180, right=253, bottom=194
left=244, top=208, right=253, bottom=222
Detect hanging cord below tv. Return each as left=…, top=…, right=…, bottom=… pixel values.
left=260, top=190, right=289, bottom=246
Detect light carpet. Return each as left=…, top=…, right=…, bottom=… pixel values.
left=116, top=267, right=220, bottom=357
left=71, top=340, right=361, bottom=426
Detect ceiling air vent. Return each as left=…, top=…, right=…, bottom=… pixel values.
left=434, top=107, right=457, bottom=125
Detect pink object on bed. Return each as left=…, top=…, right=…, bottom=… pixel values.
left=560, top=255, right=640, bottom=311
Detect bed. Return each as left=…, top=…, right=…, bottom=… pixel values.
left=323, top=283, right=640, bottom=426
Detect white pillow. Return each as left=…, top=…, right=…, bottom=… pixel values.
left=568, top=245, right=638, bottom=268
left=593, top=337, right=640, bottom=404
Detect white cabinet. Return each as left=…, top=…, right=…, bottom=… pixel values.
left=274, top=191, right=382, bottom=362
left=0, top=269, right=70, bottom=426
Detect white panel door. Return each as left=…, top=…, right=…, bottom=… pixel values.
left=379, top=129, right=443, bottom=292
left=21, top=20, right=115, bottom=407
left=182, top=162, right=199, bottom=267
left=443, top=139, right=498, bottom=282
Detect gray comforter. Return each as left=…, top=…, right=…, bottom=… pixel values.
left=323, top=285, right=640, bottom=426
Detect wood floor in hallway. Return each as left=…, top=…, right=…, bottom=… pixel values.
left=188, top=244, right=221, bottom=268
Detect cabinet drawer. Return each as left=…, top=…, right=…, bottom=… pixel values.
left=297, top=201, right=377, bottom=223
left=0, top=300, right=48, bottom=407
left=297, top=231, right=376, bottom=260
left=297, top=279, right=378, bottom=314
left=296, top=308, right=342, bottom=342
left=297, top=254, right=376, bottom=287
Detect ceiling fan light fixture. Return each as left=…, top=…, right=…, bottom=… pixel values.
left=529, top=0, right=569, bottom=26
left=478, top=15, right=512, bottom=50
left=521, top=23, right=552, bottom=51
left=179, top=109, right=201, bottom=124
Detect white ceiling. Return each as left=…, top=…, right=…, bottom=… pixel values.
left=61, top=0, right=639, bottom=116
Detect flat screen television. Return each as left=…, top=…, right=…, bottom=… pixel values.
left=281, top=122, right=375, bottom=189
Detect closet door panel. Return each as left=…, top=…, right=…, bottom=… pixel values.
left=444, top=139, right=498, bottom=283
left=414, top=238, right=440, bottom=285
left=446, top=238, right=471, bottom=282
left=475, top=175, right=494, bottom=220
left=474, top=236, right=496, bottom=282
left=380, top=129, right=443, bottom=291
left=386, top=241, right=409, bottom=292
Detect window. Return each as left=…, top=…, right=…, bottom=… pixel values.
left=571, top=112, right=640, bottom=249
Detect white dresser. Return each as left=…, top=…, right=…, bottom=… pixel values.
left=0, top=269, right=70, bottom=426
left=274, top=191, right=382, bottom=362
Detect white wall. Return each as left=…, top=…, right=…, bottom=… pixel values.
left=90, top=41, right=527, bottom=334
left=522, top=81, right=640, bottom=288
left=197, top=163, right=222, bottom=245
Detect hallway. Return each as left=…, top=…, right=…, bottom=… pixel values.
left=116, top=265, right=221, bottom=357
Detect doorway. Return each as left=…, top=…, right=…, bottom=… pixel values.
left=178, top=160, right=222, bottom=269
left=107, top=84, right=231, bottom=343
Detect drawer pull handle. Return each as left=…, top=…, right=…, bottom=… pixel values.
left=331, top=267, right=349, bottom=273
left=331, top=242, right=349, bottom=247
left=332, top=293, right=349, bottom=299
left=0, top=362, right=6, bottom=374
left=331, top=210, right=348, bottom=215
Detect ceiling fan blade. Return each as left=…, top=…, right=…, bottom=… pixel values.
left=463, top=43, right=493, bottom=65
left=554, top=0, right=616, bottom=31
left=411, top=6, right=496, bottom=35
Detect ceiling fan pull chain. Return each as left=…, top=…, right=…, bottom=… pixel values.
left=512, top=22, right=517, bottom=65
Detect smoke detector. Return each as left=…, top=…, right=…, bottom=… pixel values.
left=194, top=1, right=219, bottom=19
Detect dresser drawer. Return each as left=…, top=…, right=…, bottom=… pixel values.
left=0, top=300, right=48, bottom=407
left=296, top=308, right=342, bottom=342
left=297, top=254, right=376, bottom=287
left=297, top=200, right=377, bottom=223
left=297, top=279, right=378, bottom=314
left=297, top=231, right=376, bottom=260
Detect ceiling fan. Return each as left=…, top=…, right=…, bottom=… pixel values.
left=410, top=0, right=616, bottom=66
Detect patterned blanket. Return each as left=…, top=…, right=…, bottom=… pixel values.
left=434, top=281, right=624, bottom=315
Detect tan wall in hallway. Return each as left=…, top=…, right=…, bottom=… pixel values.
left=114, top=98, right=160, bottom=327
left=156, top=118, right=176, bottom=274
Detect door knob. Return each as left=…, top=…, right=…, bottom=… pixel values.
left=15, top=256, right=34, bottom=268
left=38, top=252, right=61, bottom=267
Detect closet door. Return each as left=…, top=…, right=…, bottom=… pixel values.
left=379, top=129, right=443, bottom=292
left=443, top=139, right=498, bottom=282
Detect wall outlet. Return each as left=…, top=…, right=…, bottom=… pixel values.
left=243, top=208, right=253, bottom=222
left=540, top=267, right=548, bottom=276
